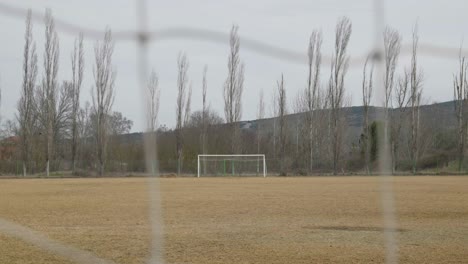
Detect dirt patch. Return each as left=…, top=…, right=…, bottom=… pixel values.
left=305, top=225, right=408, bottom=232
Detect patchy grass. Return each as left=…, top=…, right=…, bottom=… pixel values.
left=0, top=176, right=467, bottom=263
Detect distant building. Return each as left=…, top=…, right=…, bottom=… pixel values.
left=240, top=121, right=257, bottom=131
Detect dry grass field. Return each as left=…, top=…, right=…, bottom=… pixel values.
left=0, top=176, right=467, bottom=264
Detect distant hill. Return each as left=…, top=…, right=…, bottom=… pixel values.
left=121, top=100, right=457, bottom=146
left=242, top=100, right=456, bottom=141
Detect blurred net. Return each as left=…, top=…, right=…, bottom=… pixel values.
left=0, top=1, right=466, bottom=264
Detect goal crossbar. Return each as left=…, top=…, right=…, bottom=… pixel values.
left=197, top=154, right=266, bottom=177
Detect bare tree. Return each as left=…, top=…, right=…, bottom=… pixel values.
left=276, top=74, right=287, bottom=175
left=201, top=66, right=208, bottom=156
left=224, top=25, right=245, bottom=153
left=144, top=68, right=160, bottom=176
left=17, top=12, right=37, bottom=176
left=270, top=93, right=278, bottom=159
left=78, top=101, right=92, bottom=166
left=257, top=89, right=265, bottom=174
left=109, top=111, right=133, bottom=135
left=316, top=86, right=330, bottom=167
left=453, top=48, right=467, bottom=172
left=383, top=27, right=401, bottom=173
left=305, top=30, right=322, bottom=174
left=200, top=66, right=208, bottom=174
left=92, top=28, right=115, bottom=176
left=184, top=83, right=193, bottom=127
left=176, top=52, right=189, bottom=175
left=188, top=109, right=223, bottom=128
left=71, top=33, right=84, bottom=173
left=39, top=9, right=60, bottom=177
left=295, top=77, right=330, bottom=172
left=409, top=24, right=423, bottom=174
left=1, top=119, right=18, bottom=139
left=34, top=86, right=72, bottom=175
left=54, top=81, right=73, bottom=145
left=147, top=69, right=160, bottom=132
left=362, top=56, right=374, bottom=174
left=393, top=70, right=410, bottom=172
left=383, top=27, right=401, bottom=118
left=257, top=89, right=265, bottom=150
left=292, top=91, right=304, bottom=160
left=35, top=80, right=72, bottom=174
left=328, top=17, right=352, bottom=175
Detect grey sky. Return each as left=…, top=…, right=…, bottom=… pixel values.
left=0, top=0, right=467, bottom=132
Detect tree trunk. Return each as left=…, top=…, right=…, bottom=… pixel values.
left=72, top=159, right=76, bottom=174
left=309, top=110, right=314, bottom=174
left=364, top=107, right=370, bottom=175
left=100, top=162, right=104, bottom=177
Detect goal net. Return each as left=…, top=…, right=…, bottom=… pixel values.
left=197, top=154, right=267, bottom=177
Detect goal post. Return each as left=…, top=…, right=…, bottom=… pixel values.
left=197, top=154, right=267, bottom=177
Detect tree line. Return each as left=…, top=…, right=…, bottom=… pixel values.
left=0, top=13, right=466, bottom=176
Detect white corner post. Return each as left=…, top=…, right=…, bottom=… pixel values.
left=263, top=154, right=266, bottom=177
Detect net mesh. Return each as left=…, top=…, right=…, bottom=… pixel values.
left=2, top=1, right=466, bottom=263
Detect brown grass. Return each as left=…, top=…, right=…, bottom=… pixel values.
left=0, top=176, right=467, bottom=263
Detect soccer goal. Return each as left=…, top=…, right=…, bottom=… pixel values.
left=197, top=154, right=267, bottom=177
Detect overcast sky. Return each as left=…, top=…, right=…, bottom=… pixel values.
left=0, top=0, right=467, bottom=132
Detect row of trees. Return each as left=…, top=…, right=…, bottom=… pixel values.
left=261, top=17, right=353, bottom=175
left=1, top=14, right=466, bottom=176
left=13, top=10, right=125, bottom=176
left=171, top=25, right=246, bottom=174
left=360, top=24, right=424, bottom=175
left=257, top=18, right=459, bottom=175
